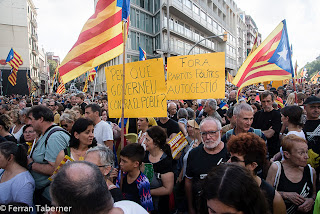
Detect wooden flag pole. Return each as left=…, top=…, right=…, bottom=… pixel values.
left=120, top=21, right=127, bottom=150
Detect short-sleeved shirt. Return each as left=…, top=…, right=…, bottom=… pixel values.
left=0, top=169, right=35, bottom=207
left=114, top=200, right=149, bottom=214
left=94, top=120, right=113, bottom=146
left=157, top=119, right=180, bottom=138
left=30, top=125, right=70, bottom=200
left=117, top=172, right=154, bottom=212
left=221, top=127, right=267, bottom=143
left=186, top=143, right=228, bottom=195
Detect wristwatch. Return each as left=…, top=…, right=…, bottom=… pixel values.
left=27, top=161, right=34, bottom=171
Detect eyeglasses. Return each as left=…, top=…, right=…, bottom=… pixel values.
left=48, top=105, right=55, bottom=107
left=230, top=156, right=245, bottom=163
left=200, top=130, right=220, bottom=137
left=61, top=124, right=68, bottom=128
left=250, top=94, right=256, bottom=97
left=98, top=165, right=108, bottom=168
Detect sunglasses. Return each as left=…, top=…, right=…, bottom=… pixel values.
left=229, top=156, right=245, bottom=163
left=61, top=124, right=68, bottom=128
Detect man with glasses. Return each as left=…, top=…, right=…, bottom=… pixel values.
left=247, top=90, right=258, bottom=105
left=303, top=96, right=320, bottom=189
left=185, top=117, right=228, bottom=214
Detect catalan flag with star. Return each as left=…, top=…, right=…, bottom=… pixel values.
left=6, top=48, right=23, bottom=86
left=58, top=0, right=130, bottom=83
left=232, top=20, right=294, bottom=91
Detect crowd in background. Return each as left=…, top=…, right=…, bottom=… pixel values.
left=0, top=81, right=320, bottom=214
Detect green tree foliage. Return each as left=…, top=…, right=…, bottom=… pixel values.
left=303, top=57, right=320, bottom=80
left=48, top=59, right=57, bottom=77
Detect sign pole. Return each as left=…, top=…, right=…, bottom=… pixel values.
left=121, top=21, right=127, bottom=150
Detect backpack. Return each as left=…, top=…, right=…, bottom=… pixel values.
left=273, top=161, right=313, bottom=190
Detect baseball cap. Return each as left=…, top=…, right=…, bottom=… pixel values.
left=303, top=96, right=320, bottom=105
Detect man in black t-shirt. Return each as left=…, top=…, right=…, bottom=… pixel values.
left=185, top=117, right=228, bottom=214
left=157, top=117, right=180, bottom=138
left=303, top=96, right=320, bottom=189
left=252, top=91, right=281, bottom=158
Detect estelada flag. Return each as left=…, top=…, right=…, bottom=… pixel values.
left=6, top=48, right=23, bottom=86
left=58, top=0, right=130, bottom=83
left=88, top=66, right=98, bottom=82
left=232, top=20, right=294, bottom=91
left=168, top=132, right=188, bottom=159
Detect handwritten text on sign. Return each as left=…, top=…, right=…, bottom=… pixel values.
left=166, top=52, right=225, bottom=99
left=105, top=58, right=167, bottom=118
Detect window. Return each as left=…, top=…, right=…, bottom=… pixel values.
left=154, top=0, right=160, bottom=11
left=140, top=12, right=146, bottom=31
left=193, top=5, right=200, bottom=15
left=185, top=24, right=192, bottom=39
left=154, top=13, right=160, bottom=33
left=194, top=30, right=200, bottom=41
left=200, top=10, right=206, bottom=20
left=185, top=0, right=192, bottom=9
left=146, top=14, right=153, bottom=34
left=140, top=0, right=145, bottom=8
left=131, top=31, right=137, bottom=50
left=178, top=20, right=184, bottom=35
left=136, top=11, right=140, bottom=28
left=169, top=18, right=174, bottom=30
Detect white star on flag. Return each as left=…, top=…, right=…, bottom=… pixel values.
left=277, top=44, right=288, bottom=60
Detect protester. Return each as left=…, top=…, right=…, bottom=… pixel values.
left=0, top=141, right=35, bottom=207
left=227, top=133, right=286, bottom=214
left=50, top=161, right=148, bottom=214
left=85, top=104, right=113, bottom=148
left=71, top=106, right=82, bottom=120
left=280, top=105, right=305, bottom=139
left=167, top=102, right=178, bottom=121
left=157, top=116, right=180, bottom=139
left=75, top=93, right=87, bottom=113
left=177, top=108, right=188, bottom=136
left=267, top=135, right=316, bottom=213
left=27, top=105, right=70, bottom=205
left=118, top=143, right=153, bottom=211
left=55, top=118, right=96, bottom=167
left=9, top=109, right=24, bottom=143
left=59, top=109, right=77, bottom=133
left=21, top=124, right=38, bottom=155
left=202, top=99, right=222, bottom=123
left=202, top=163, right=269, bottom=214
left=85, top=145, right=123, bottom=202
left=252, top=91, right=282, bottom=158
left=143, top=126, right=174, bottom=214
left=0, top=114, right=16, bottom=143
left=185, top=117, right=228, bottom=214
left=137, top=117, right=157, bottom=150
left=48, top=100, right=60, bottom=125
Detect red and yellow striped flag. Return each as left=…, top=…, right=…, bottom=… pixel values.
left=167, top=132, right=188, bottom=159
left=58, top=0, right=130, bottom=83
left=232, top=20, right=294, bottom=91
left=8, top=69, right=18, bottom=86
left=88, top=67, right=97, bottom=82
left=227, top=72, right=234, bottom=83
left=83, top=78, right=89, bottom=92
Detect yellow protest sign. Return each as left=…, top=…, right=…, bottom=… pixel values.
left=105, top=58, right=167, bottom=118
left=166, top=52, right=225, bottom=99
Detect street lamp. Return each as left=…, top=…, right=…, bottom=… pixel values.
left=187, top=33, right=227, bottom=55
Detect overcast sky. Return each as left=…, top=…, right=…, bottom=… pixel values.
left=34, top=0, right=319, bottom=69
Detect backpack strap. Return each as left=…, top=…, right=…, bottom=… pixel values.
left=308, top=164, right=313, bottom=184
left=44, top=127, right=70, bottom=148
left=64, top=147, right=71, bottom=157
left=273, top=161, right=282, bottom=190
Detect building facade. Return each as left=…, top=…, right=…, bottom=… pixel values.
left=93, top=0, right=257, bottom=92
left=0, top=0, right=45, bottom=95
left=245, top=14, right=261, bottom=56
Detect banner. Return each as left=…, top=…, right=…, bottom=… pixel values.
left=166, top=52, right=225, bottom=99
left=106, top=58, right=167, bottom=118
left=48, top=155, right=74, bottom=181
left=168, top=132, right=188, bottom=159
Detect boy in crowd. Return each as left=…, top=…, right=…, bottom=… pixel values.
left=117, top=143, right=154, bottom=212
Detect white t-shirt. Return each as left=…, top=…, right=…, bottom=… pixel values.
left=94, top=120, right=113, bottom=146
left=286, top=130, right=306, bottom=139
left=114, top=200, right=148, bottom=214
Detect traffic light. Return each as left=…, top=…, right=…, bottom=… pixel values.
left=223, top=31, right=228, bottom=42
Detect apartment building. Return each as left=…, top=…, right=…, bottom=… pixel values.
left=245, top=14, right=261, bottom=56
left=0, top=0, right=43, bottom=95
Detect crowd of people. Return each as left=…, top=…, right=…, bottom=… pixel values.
left=0, top=82, right=320, bottom=214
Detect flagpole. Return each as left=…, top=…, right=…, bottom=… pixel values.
left=121, top=21, right=127, bottom=151
left=92, top=73, right=97, bottom=102
left=292, top=67, right=298, bottom=104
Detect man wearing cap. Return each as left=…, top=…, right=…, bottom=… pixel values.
left=303, top=96, right=320, bottom=188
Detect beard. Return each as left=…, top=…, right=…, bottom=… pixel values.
left=203, top=133, right=221, bottom=149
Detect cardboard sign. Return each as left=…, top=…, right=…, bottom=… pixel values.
left=168, top=132, right=188, bottom=159
left=166, top=52, right=225, bottom=99
left=106, top=58, right=167, bottom=118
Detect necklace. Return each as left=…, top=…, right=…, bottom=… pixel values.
left=72, top=148, right=86, bottom=161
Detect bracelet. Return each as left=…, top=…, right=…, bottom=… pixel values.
left=27, top=162, right=34, bottom=171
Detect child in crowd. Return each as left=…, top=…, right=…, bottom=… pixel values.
left=117, top=143, right=154, bottom=212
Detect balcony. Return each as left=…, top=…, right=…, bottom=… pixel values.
left=31, top=19, right=37, bottom=28
left=32, top=46, right=39, bottom=55
left=32, top=33, right=38, bottom=41
left=32, top=62, right=39, bottom=69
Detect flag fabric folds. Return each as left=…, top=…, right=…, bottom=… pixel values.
left=227, top=72, right=233, bottom=83
left=248, top=32, right=260, bottom=56
left=88, top=67, right=98, bottom=82
left=58, top=0, right=130, bottom=83
left=52, top=67, right=66, bottom=94
left=6, top=48, right=23, bottom=86
left=26, top=72, right=39, bottom=95
left=139, top=47, right=147, bottom=61
left=232, top=20, right=294, bottom=91
left=83, top=78, right=89, bottom=92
